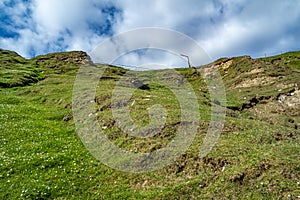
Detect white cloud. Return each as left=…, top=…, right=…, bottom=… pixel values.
left=0, top=0, right=121, bottom=58
left=0, top=0, right=300, bottom=68
left=109, top=0, right=300, bottom=67
left=199, top=0, right=300, bottom=58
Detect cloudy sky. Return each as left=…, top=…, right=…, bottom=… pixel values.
left=0, top=0, right=300, bottom=68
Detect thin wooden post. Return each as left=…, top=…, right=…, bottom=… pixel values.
left=180, top=54, right=191, bottom=68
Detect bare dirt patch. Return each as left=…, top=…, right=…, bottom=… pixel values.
left=233, top=76, right=277, bottom=89
left=248, top=88, right=300, bottom=129
left=245, top=68, right=264, bottom=75
left=219, top=59, right=233, bottom=70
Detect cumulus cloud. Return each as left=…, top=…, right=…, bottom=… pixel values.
left=0, top=0, right=300, bottom=69
left=0, top=0, right=121, bottom=57
left=113, top=0, right=300, bottom=62
left=201, top=0, right=300, bottom=58
left=91, top=28, right=210, bottom=69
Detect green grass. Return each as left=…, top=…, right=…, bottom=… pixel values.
left=0, top=49, right=299, bottom=199
left=0, top=49, right=43, bottom=87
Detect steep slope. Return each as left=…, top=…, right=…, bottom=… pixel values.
left=0, top=49, right=299, bottom=199
left=207, top=53, right=300, bottom=130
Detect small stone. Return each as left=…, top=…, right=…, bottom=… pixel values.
left=278, top=95, right=286, bottom=102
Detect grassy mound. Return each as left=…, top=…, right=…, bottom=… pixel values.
left=0, top=49, right=42, bottom=87
left=0, top=49, right=299, bottom=199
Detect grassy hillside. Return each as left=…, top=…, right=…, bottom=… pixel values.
left=0, top=48, right=299, bottom=199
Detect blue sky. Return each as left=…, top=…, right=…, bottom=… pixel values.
left=0, top=0, right=300, bottom=68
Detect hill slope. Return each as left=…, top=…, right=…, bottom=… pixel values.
left=0, top=49, right=299, bottom=199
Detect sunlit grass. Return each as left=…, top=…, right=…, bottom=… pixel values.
left=0, top=50, right=299, bottom=199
